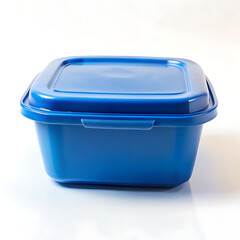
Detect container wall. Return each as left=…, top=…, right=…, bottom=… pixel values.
left=35, top=122, right=203, bottom=187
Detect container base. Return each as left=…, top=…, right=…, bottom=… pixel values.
left=53, top=178, right=190, bottom=188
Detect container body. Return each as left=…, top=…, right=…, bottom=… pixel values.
left=20, top=57, right=217, bottom=186
left=35, top=122, right=203, bottom=187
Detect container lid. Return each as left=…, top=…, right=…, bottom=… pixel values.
left=28, top=57, right=210, bottom=114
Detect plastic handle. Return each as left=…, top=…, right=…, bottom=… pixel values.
left=81, top=119, right=155, bottom=130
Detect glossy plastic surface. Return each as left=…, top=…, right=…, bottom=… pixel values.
left=20, top=57, right=218, bottom=186
left=28, top=57, right=209, bottom=114
left=35, top=122, right=203, bottom=186
left=21, top=78, right=217, bottom=126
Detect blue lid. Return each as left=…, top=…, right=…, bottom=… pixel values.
left=21, top=57, right=218, bottom=126
left=28, top=57, right=209, bottom=114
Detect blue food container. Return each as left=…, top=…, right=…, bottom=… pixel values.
left=21, top=57, right=217, bottom=187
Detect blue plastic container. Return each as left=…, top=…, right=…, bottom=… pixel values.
left=21, top=57, right=217, bottom=187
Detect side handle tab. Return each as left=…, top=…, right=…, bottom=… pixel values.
left=81, top=119, right=155, bottom=130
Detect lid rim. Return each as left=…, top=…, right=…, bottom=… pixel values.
left=20, top=78, right=217, bottom=126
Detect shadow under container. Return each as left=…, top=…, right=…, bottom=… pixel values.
left=20, top=57, right=217, bottom=187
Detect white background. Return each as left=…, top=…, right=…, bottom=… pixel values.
left=0, top=0, right=240, bottom=239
